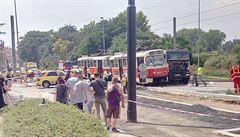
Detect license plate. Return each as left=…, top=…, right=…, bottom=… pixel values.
left=175, top=74, right=181, bottom=76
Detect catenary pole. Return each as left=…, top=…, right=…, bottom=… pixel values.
left=127, top=0, right=137, bottom=122
left=10, top=16, right=17, bottom=74
left=198, top=0, right=200, bottom=66
left=14, top=0, right=21, bottom=73
left=173, top=17, right=176, bottom=49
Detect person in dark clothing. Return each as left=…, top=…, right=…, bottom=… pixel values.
left=0, top=77, right=6, bottom=109
left=65, top=71, right=71, bottom=81
left=55, top=77, right=69, bottom=104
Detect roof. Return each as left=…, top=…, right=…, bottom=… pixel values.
left=109, top=53, right=127, bottom=60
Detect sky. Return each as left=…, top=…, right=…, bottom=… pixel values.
left=0, top=0, right=240, bottom=48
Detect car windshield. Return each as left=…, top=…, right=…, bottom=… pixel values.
left=167, top=52, right=189, bottom=60
left=145, top=55, right=165, bottom=66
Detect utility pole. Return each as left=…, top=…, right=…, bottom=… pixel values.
left=0, top=40, right=4, bottom=72
left=198, top=0, right=200, bottom=67
left=100, top=17, right=106, bottom=54
left=14, top=0, right=21, bottom=72
left=10, top=15, right=17, bottom=74
left=127, top=0, right=137, bottom=123
left=0, top=23, right=6, bottom=72
left=173, top=17, right=176, bottom=49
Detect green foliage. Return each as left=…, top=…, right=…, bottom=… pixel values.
left=2, top=99, right=109, bottom=137
left=191, top=53, right=211, bottom=67
left=204, top=54, right=238, bottom=77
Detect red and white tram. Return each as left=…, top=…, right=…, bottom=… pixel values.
left=109, top=53, right=127, bottom=80
left=78, top=56, right=111, bottom=78
left=77, top=49, right=169, bottom=85
left=136, top=49, right=169, bottom=84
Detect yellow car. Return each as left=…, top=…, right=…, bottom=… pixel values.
left=36, top=70, right=65, bottom=88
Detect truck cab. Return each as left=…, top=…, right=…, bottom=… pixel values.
left=165, top=49, right=190, bottom=84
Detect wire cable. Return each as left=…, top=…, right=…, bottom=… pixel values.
left=151, top=1, right=240, bottom=26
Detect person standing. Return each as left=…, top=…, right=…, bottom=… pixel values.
left=0, top=77, right=6, bottom=109
left=90, top=72, right=108, bottom=121
left=230, top=64, right=240, bottom=94
left=121, top=74, right=128, bottom=94
left=55, top=77, right=69, bottom=104
left=197, top=66, right=207, bottom=87
left=106, top=77, right=125, bottom=132
left=66, top=72, right=79, bottom=101
left=71, top=74, right=91, bottom=111
left=65, top=71, right=71, bottom=81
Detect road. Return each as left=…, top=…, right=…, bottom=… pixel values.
left=7, top=81, right=240, bottom=137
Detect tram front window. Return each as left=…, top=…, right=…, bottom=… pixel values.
left=146, top=55, right=165, bottom=66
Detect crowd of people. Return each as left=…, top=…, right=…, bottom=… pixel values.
left=0, top=74, right=13, bottom=109
left=55, top=71, right=125, bottom=132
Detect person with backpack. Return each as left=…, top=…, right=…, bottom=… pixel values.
left=106, top=77, right=125, bottom=132
left=90, top=72, right=108, bottom=123
left=55, top=77, right=69, bottom=104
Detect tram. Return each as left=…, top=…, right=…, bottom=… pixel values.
left=78, top=56, right=111, bottom=78
left=77, top=49, right=169, bottom=85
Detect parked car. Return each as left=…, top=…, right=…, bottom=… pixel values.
left=36, top=70, right=65, bottom=88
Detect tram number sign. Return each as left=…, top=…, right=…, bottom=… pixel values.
left=139, top=64, right=147, bottom=72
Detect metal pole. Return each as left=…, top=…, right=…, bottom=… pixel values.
left=173, top=17, right=176, bottom=49
left=127, top=0, right=137, bottom=122
left=198, top=0, right=200, bottom=66
left=101, top=17, right=106, bottom=54
left=10, top=15, right=17, bottom=74
left=14, top=0, right=21, bottom=73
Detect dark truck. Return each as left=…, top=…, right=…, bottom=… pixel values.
left=166, top=49, right=190, bottom=84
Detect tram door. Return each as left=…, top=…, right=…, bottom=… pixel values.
left=97, top=60, right=103, bottom=78
left=84, top=60, right=87, bottom=77
left=118, top=59, right=123, bottom=80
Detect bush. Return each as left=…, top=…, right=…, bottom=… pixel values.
left=1, top=99, right=109, bottom=137
left=204, top=54, right=238, bottom=77
left=191, top=53, right=211, bottom=66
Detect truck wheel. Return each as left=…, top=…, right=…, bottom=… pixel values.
left=182, top=78, right=189, bottom=85
left=42, top=81, right=50, bottom=88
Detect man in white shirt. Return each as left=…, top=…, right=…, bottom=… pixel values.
left=66, top=72, right=79, bottom=102
left=71, top=74, right=94, bottom=113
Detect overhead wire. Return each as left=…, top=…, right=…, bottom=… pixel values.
left=153, top=11, right=240, bottom=32
left=151, top=1, right=240, bottom=26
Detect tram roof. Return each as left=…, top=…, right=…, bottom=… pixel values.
left=77, top=56, right=92, bottom=61
left=109, top=53, right=127, bottom=60
left=137, top=49, right=165, bottom=57
left=90, top=56, right=110, bottom=60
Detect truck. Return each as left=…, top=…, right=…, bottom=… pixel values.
left=165, top=49, right=190, bottom=84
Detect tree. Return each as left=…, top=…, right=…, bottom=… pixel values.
left=108, top=33, right=127, bottom=54
left=18, top=31, right=53, bottom=63
left=203, top=29, right=226, bottom=53
left=52, top=39, right=72, bottom=60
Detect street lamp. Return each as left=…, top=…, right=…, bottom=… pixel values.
left=100, top=17, right=106, bottom=54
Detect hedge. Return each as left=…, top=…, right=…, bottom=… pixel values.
left=1, top=99, right=109, bottom=137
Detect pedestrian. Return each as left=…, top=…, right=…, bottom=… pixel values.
left=121, top=73, right=128, bottom=94
left=0, top=77, right=6, bottom=109
left=66, top=71, right=79, bottom=101
left=90, top=72, right=108, bottom=122
left=65, top=71, right=71, bottom=81
left=71, top=74, right=94, bottom=112
left=191, top=64, right=198, bottom=86
left=55, top=77, right=69, bottom=104
left=106, top=77, right=125, bottom=132
left=197, top=66, right=207, bottom=87
left=230, top=64, right=240, bottom=94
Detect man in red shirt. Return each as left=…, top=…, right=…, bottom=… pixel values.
left=230, top=64, right=240, bottom=94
